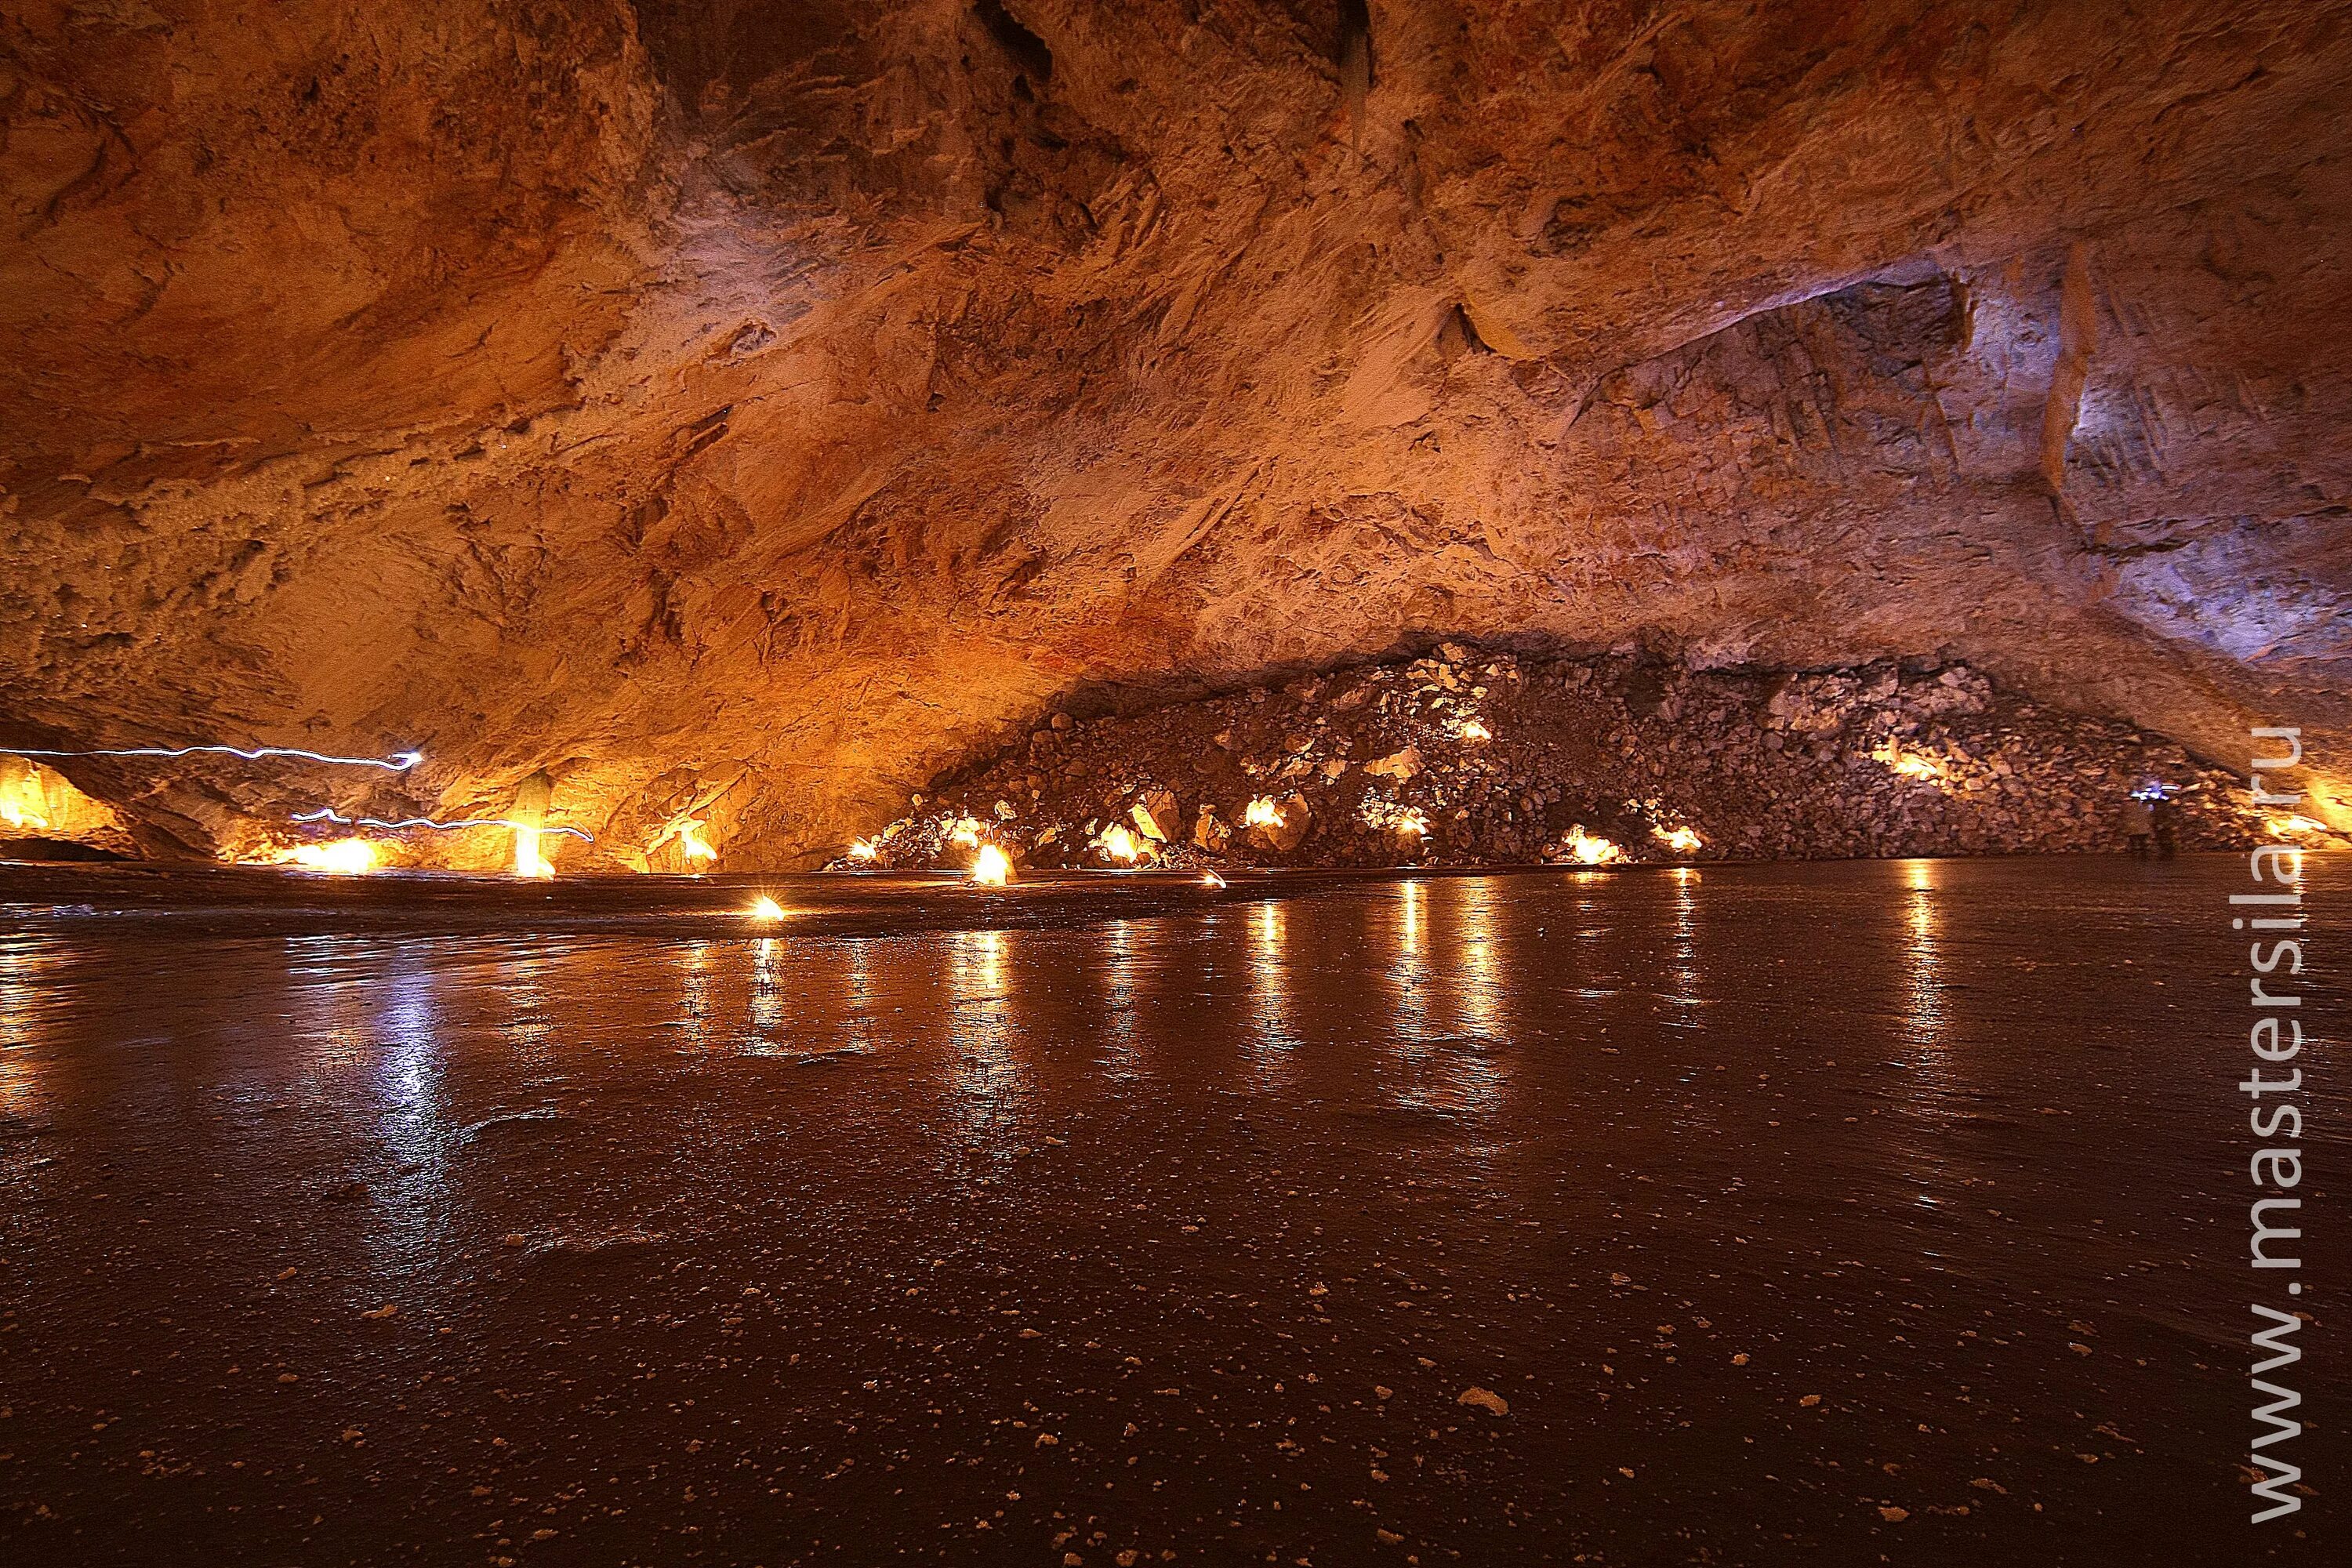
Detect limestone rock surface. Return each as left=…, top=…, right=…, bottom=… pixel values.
left=4, top=0, right=2348, bottom=864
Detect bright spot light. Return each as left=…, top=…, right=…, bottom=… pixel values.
left=1094, top=823, right=1144, bottom=864
left=746, top=895, right=786, bottom=921
left=1651, top=822, right=1704, bottom=853
left=1243, top=797, right=1284, bottom=829
left=971, top=844, right=1012, bottom=887
left=2267, top=814, right=2326, bottom=837
left=280, top=839, right=379, bottom=875
left=1562, top=826, right=1624, bottom=866
left=949, top=817, right=983, bottom=849
left=1357, top=799, right=1428, bottom=837
left=0, top=777, right=49, bottom=830
left=848, top=837, right=879, bottom=862
left=514, top=825, right=556, bottom=880
left=677, top=820, right=718, bottom=864
left=1201, top=871, right=1226, bottom=889
left=1871, top=739, right=1945, bottom=785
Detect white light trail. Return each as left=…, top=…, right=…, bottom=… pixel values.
left=291, top=808, right=593, bottom=843
left=11, top=743, right=422, bottom=772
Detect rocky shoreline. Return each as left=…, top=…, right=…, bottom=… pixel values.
left=833, top=646, right=2318, bottom=873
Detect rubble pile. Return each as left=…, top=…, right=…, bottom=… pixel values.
left=830, top=646, right=2314, bottom=873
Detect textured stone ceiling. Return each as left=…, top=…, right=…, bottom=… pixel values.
left=4, top=0, right=2348, bottom=865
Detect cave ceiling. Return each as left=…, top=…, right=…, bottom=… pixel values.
left=4, top=0, right=2348, bottom=862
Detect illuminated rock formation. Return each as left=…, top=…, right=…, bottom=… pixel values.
left=4, top=1, right=2347, bottom=864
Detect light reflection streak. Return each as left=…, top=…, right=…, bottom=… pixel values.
left=292, top=808, right=593, bottom=843
left=840, top=939, right=880, bottom=1057
left=1449, top=878, right=1508, bottom=1042
left=1246, top=899, right=1296, bottom=1081
left=1890, top=859, right=1974, bottom=1215
left=1094, top=918, right=1144, bottom=1074
left=15, top=743, right=421, bottom=771
left=749, top=937, right=786, bottom=1044
left=946, top=929, right=1027, bottom=1159
left=0, top=936, right=60, bottom=1115
left=1665, top=866, right=1703, bottom=1014
left=677, top=939, right=717, bottom=1049
left=1385, top=879, right=1504, bottom=1123
left=364, top=952, right=455, bottom=1275
left=1900, top=858, right=1947, bottom=1051
left=0, top=936, right=52, bottom=1054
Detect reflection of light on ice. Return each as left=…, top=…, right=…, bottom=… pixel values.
left=1386, top=880, right=1506, bottom=1123
left=1450, top=877, right=1507, bottom=1043
left=365, top=955, right=453, bottom=1272
left=946, top=927, right=1026, bottom=1152
left=1666, top=865, right=1701, bottom=1011
left=1243, top=899, right=1298, bottom=1081
left=0, top=935, right=60, bottom=1104
left=1900, top=859, right=1946, bottom=1051
left=1094, top=917, right=1145, bottom=1070
left=750, top=937, right=784, bottom=1039
left=971, top=844, right=1011, bottom=886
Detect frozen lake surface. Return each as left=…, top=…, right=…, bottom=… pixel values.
left=1, top=856, right=2340, bottom=1563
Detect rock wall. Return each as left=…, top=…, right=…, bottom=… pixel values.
left=864, top=645, right=2310, bottom=872
left=3, top=1, right=2349, bottom=867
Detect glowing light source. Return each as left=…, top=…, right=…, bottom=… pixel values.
left=278, top=839, right=379, bottom=875
left=2267, top=814, right=2326, bottom=837
left=1871, top=739, right=1946, bottom=785
left=514, top=826, right=556, bottom=880
left=1561, top=826, right=1624, bottom=866
left=1094, top=823, right=1145, bottom=864
left=0, top=774, right=49, bottom=830
left=746, top=895, right=787, bottom=921
left=971, top=844, right=1012, bottom=886
left=1201, top=871, right=1227, bottom=888
left=848, top=837, right=879, bottom=862
left=1358, top=799, right=1428, bottom=837
left=1651, top=822, right=1704, bottom=854
left=676, top=820, right=718, bottom=865
left=15, top=743, right=420, bottom=771
left=1243, top=797, right=1284, bottom=830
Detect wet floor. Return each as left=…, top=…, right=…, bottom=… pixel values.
left=1, top=857, right=2340, bottom=1564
